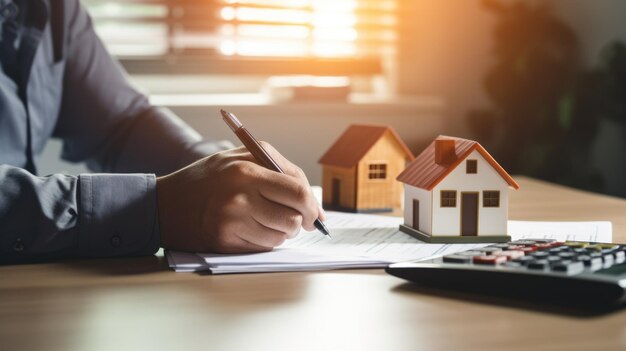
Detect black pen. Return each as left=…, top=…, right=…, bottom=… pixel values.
left=220, top=109, right=331, bottom=237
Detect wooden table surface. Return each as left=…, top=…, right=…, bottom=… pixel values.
left=2, top=176, right=626, bottom=351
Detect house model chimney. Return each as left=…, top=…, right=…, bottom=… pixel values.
left=435, top=138, right=456, bottom=165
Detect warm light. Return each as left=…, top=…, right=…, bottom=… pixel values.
left=238, top=25, right=310, bottom=39
left=311, top=0, right=358, bottom=12
left=313, top=42, right=357, bottom=57
left=313, top=27, right=357, bottom=41
left=219, top=0, right=362, bottom=58
left=236, top=7, right=310, bottom=24
left=235, top=40, right=308, bottom=56
left=220, top=6, right=236, bottom=21
left=220, top=40, right=236, bottom=55
left=312, top=12, right=357, bottom=28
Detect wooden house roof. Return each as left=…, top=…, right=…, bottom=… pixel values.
left=318, top=124, right=414, bottom=168
left=396, top=135, right=519, bottom=190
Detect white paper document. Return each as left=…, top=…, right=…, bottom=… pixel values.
left=167, top=212, right=612, bottom=274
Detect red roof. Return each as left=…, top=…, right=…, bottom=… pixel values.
left=396, top=135, right=519, bottom=190
left=318, top=124, right=414, bottom=168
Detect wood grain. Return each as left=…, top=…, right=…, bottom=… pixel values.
left=355, top=131, right=406, bottom=210
left=1, top=176, right=625, bottom=351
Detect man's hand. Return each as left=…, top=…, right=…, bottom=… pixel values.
left=156, top=143, right=325, bottom=253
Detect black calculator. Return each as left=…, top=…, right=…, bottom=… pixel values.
left=386, top=239, right=626, bottom=308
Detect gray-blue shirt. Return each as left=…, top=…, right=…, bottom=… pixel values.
left=0, top=0, right=231, bottom=263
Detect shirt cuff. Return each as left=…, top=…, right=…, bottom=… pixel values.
left=78, top=173, right=160, bottom=257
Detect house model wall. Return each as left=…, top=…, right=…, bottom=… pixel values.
left=319, top=125, right=414, bottom=212
left=397, top=136, right=519, bottom=243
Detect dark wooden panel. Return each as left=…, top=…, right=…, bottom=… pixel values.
left=461, top=192, right=478, bottom=236
left=412, top=199, right=419, bottom=230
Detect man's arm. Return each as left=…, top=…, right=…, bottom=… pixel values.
left=53, top=1, right=231, bottom=175
left=0, top=1, right=324, bottom=263
left=0, top=165, right=159, bottom=263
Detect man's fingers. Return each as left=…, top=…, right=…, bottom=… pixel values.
left=217, top=235, right=273, bottom=254
left=237, top=217, right=291, bottom=248
left=250, top=194, right=303, bottom=238
left=258, top=141, right=308, bottom=181
left=256, top=169, right=319, bottom=231
left=226, top=144, right=308, bottom=183
left=318, top=206, right=327, bottom=221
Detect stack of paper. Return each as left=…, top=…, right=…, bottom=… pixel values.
left=167, top=211, right=612, bottom=274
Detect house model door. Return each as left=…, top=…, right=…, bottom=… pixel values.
left=412, top=199, right=419, bottom=231
left=461, top=192, right=478, bottom=236
left=332, top=178, right=341, bottom=207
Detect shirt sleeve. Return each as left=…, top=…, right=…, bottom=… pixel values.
left=0, top=165, right=159, bottom=263
left=53, top=1, right=233, bottom=176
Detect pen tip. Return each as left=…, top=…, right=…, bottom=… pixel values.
left=315, top=220, right=331, bottom=237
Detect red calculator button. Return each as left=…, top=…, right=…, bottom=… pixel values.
left=473, top=255, right=507, bottom=265
left=493, top=250, right=525, bottom=261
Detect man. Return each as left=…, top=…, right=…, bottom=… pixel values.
left=0, top=0, right=324, bottom=263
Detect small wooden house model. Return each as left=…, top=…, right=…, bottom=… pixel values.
left=319, top=125, right=414, bottom=212
left=396, top=135, right=519, bottom=243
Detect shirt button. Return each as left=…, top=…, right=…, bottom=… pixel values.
left=110, top=235, right=122, bottom=247
left=13, top=238, right=24, bottom=253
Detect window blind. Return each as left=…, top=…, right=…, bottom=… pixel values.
left=83, top=0, right=397, bottom=75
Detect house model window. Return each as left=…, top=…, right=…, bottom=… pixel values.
left=483, top=190, right=500, bottom=207
left=466, top=159, right=477, bottom=174
left=440, top=190, right=457, bottom=207
left=368, top=163, right=387, bottom=180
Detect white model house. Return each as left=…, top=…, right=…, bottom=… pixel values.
left=396, top=135, right=519, bottom=243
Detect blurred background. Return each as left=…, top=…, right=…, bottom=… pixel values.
left=39, top=0, right=626, bottom=198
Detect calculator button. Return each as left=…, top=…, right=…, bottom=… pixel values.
left=488, top=244, right=510, bottom=249
left=549, top=247, right=567, bottom=254
left=601, top=249, right=617, bottom=256
left=534, top=243, right=553, bottom=250
left=551, top=261, right=584, bottom=275
left=503, top=261, right=524, bottom=268
left=564, top=242, right=589, bottom=249
left=493, top=250, right=525, bottom=261
left=457, top=250, right=485, bottom=257
left=517, top=246, right=537, bottom=253
left=528, top=260, right=549, bottom=270
left=480, top=247, right=503, bottom=255
left=442, top=255, right=473, bottom=264
left=513, top=256, right=535, bottom=266
left=553, top=259, right=572, bottom=266
left=578, top=255, right=603, bottom=271
left=473, top=255, right=507, bottom=265
left=531, top=251, right=549, bottom=259
left=528, top=239, right=556, bottom=243
left=546, top=256, right=562, bottom=264
left=558, top=252, right=577, bottom=260
left=599, top=244, right=620, bottom=251
left=589, top=252, right=602, bottom=259
left=614, top=251, right=625, bottom=264
left=510, top=240, right=537, bottom=245
left=602, top=254, right=615, bottom=268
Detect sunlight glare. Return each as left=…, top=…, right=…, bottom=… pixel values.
left=220, top=40, right=237, bottom=56
left=219, top=0, right=362, bottom=57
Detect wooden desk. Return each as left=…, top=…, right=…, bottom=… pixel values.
left=2, top=176, right=625, bottom=351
